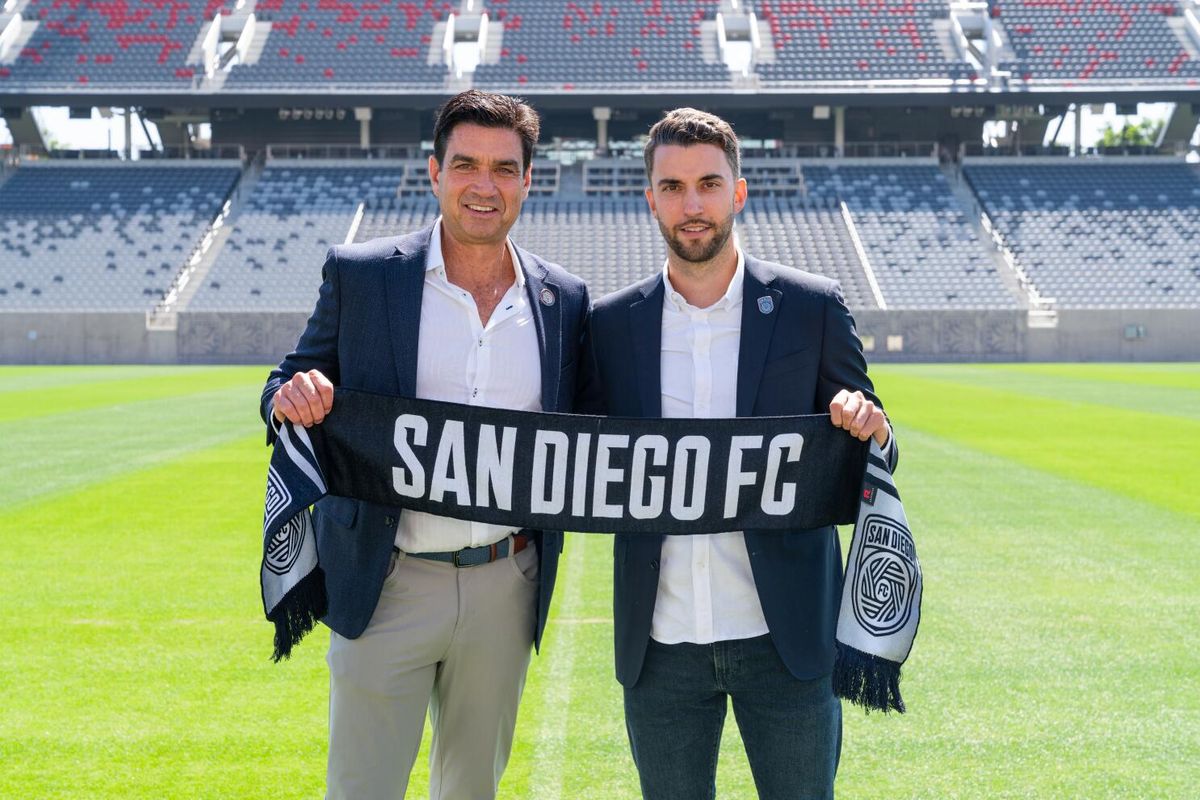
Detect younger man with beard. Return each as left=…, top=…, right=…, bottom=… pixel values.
left=577, top=109, right=897, bottom=799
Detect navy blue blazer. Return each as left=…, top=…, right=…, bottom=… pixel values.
left=261, top=226, right=590, bottom=651
left=577, top=256, right=898, bottom=687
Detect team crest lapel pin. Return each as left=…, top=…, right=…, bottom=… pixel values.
left=539, top=287, right=556, bottom=306
left=757, top=295, right=774, bottom=315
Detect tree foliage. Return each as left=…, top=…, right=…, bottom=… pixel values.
left=1097, top=118, right=1164, bottom=148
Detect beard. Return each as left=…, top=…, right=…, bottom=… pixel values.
left=657, top=212, right=735, bottom=264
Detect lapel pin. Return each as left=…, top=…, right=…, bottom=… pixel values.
left=757, top=295, right=774, bottom=315
left=539, top=287, right=556, bottom=306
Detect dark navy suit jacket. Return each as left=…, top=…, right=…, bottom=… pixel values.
left=261, top=226, right=590, bottom=651
left=577, top=256, right=898, bottom=687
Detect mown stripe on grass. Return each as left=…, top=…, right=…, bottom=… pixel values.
left=0, top=386, right=267, bottom=508
left=874, top=363, right=1200, bottom=421
left=870, top=371, right=1200, bottom=517
left=1, top=434, right=328, bottom=800
left=528, top=534, right=587, bottom=800
left=881, top=362, right=1200, bottom=390
left=837, top=426, right=1199, bottom=799
left=0, top=365, right=260, bottom=394
left=993, top=362, right=1200, bottom=389
left=0, top=365, right=268, bottom=423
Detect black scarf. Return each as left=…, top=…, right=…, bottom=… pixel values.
left=261, top=388, right=921, bottom=712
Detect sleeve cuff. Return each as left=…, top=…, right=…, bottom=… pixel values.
left=878, top=425, right=894, bottom=462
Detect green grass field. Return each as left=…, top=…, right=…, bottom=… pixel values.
left=2, top=364, right=1198, bottom=799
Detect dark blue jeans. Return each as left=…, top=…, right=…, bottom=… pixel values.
left=624, top=635, right=841, bottom=800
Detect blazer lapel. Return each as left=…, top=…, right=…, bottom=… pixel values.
left=628, top=277, right=665, bottom=418
left=521, top=250, right=562, bottom=413
left=737, top=259, right=782, bottom=417
left=384, top=239, right=428, bottom=397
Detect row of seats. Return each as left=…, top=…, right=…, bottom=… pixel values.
left=224, top=0, right=452, bottom=87
left=965, top=162, right=1200, bottom=307
left=994, top=0, right=1200, bottom=83
left=751, top=0, right=978, bottom=83
left=0, top=164, right=240, bottom=310
left=189, top=163, right=409, bottom=311
left=471, top=0, right=732, bottom=89
left=6, top=0, right=1199, bottom=87
left=191, top=161, right=997, bottom=310
left=803, top=165, right=1017, bottom=308
left=350, top=194, right=876, bottom=305
left=5, top=159, right=1200, bottom=313
left=1, top=0, right=233, bottom=87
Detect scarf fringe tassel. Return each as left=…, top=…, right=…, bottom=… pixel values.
left=833, top=642, right=906, bottom=714
left=268, top=567, right=328, bottom=662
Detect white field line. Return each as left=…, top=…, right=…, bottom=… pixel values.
left=530, top=537, right=588, bottom=800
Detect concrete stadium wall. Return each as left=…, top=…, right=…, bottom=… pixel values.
left=175, top=312, right=310, bottom=364
left=1, top=309, right=1196, bottom=364
left=1027, top=309, right=1200, bottom=362
left=0, top=313, right=177, bottom=364
left=854, top=310, right=1027, bottom=362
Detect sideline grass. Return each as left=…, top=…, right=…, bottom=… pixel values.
left=1, top=364, right=1197, bottom=799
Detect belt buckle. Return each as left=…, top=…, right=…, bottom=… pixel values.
left=453, top=548, right=469, bottom=568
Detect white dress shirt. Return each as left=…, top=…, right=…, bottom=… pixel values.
left=651, top=250, right=772, bottom=645
left=394, top=218, right=542, bottom=552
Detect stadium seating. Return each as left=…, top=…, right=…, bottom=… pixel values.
left=223, top=0, right=450, bottom=89
left=9, top=0, right=1190, bottom=89
left=357, top=192, right=876, bottom=306
left=0, top=0, right=233, bottom=88
left=10, top=156, right=1198, bottom=317
left=736, top=195, right=878, bottom=308
left=194, top=158, right=1007, bottom=310
left=749, top=0, right=977, bottom=84
left=803, top=164, right=1018, bottom=308
left=0, top=162, right=240, bottom=309
left=964, top=161, right=1200, bottom=307
left=472, top=0, right=733, bottom=90
left=357, top=195, right=664, bottom=298
left=189, top=161, right=413, bottom=311
left=352, top=194, right=441, bottom=241
left=993, top=0, right=1200, bottom=84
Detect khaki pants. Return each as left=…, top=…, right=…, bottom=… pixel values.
left=326, top=541, right=539, bottom=800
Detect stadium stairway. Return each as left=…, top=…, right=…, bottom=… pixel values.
left=145, top=164, right=247, bottom=328
left=0, top=6, right=37, bottom=65
left=194, top=4, right=271, bottom=93
left=939, top=162, right=1036, bottom=310
left=164, top=158, right=264, bottom=319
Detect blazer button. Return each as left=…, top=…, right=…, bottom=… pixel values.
left=650, top=559, right=659, bottom=570
left=385, top=516, right=396, bottom=527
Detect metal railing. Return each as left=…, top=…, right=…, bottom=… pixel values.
left=266, top=144, right=424, bottom=160
left=145, top=173, right=242, bottom=330
left=14, top=143, right=244, bottom=161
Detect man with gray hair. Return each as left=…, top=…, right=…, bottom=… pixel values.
left=578, top=108, right=897, bottom=799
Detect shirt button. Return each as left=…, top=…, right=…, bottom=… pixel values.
left=472, top=388, right=478, bottom=397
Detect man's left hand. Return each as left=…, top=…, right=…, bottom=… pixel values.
left=829, top=389, right=889, bottom=448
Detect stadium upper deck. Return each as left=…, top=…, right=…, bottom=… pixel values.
left=994, top=0, right=1200, bottom=86
left=2, top=0, right=1198, bottom=100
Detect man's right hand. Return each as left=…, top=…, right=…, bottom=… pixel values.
left=272, top=369, right=335, bottom=427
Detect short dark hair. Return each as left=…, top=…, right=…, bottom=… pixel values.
left=644, top=108, right=741, bottom=180
left=433, top=90, right=540, bottom=171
